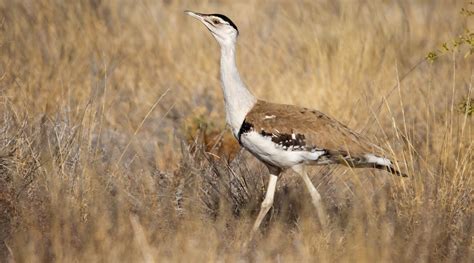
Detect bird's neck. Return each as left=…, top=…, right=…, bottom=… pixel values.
left=219, top=43, right=256, bottom=136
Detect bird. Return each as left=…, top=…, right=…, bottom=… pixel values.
left=185, top=11, right=406, bottom=235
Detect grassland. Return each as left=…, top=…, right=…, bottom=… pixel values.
left=0, top=0, right=472, bottom=262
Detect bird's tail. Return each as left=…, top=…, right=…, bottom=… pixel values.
left=358, top=154, right=407, bottom=177
left=332, top=151, right=407, bottom=177
left=371, top=163, right=407, bottom=177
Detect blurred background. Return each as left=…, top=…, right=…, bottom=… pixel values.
left=0, top=0, right=472, bottom=262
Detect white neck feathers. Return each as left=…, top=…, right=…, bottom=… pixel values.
left=219, top=43, right=256, bottom=136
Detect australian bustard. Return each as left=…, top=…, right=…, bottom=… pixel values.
left=185, top=11, right=406, bottom=234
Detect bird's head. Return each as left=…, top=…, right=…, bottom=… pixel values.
left=185, top=11, right=239, bottom=46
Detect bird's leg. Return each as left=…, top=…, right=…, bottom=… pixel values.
left=251, top=173, right=278, bottom=234
left=242, top=166, right=282, bottom=248
left=293, top=165, right=327, bottom=226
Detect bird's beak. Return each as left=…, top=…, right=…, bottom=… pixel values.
left=184, top=10, right=205, bottom=22
left=184, top=10, right=216, bottom=35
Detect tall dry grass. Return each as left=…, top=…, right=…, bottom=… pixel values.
left=0, top=0, right=472, bottom=262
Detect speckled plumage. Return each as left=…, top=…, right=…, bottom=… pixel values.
left=238, top=100, right=405, bottom=176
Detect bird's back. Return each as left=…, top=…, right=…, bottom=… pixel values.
left=242, top=100, right=382, bottom=155
left=238, top=100, right=403, bottom=174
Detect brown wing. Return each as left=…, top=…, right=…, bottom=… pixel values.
left=244, top=100, right=383, bottom=157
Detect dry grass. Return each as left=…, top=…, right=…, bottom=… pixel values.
left=0, top=0, right=473, bottom=262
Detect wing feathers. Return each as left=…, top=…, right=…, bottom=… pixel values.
left=243, top=100, right=406, bottom=176
left=245, top=100, right=378, bottom=156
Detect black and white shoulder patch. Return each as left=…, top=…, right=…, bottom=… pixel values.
left=260, top=130, right=307, bottom=151
left=238, top=119, right=324, bottom=152
left=237, top=120, right=253, bottom=144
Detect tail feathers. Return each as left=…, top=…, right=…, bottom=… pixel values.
left=329, top=151, right=408, bottom=177
left=372, top=163, right=408, bottom=177
left=364, top=154, right=407, bottom=177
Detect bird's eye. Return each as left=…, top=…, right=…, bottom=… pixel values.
left=212, top=19, right=220, bottom=24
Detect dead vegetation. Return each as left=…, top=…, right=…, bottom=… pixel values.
left=0, top=0, right=472, bottom=262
